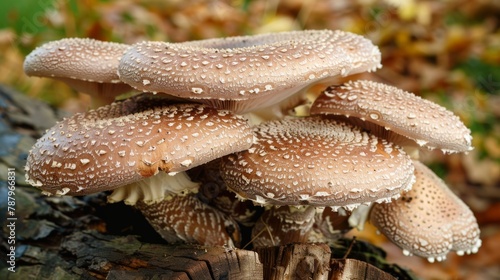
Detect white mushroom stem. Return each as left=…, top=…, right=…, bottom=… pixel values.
left=347, top=204, right=372, bottom=231
left=252, top=206, right=316, bottom=247
left=136, top=193, right=240, bottom=247
left=370, top=160, right=481, bottom=263
left=107, top=171, right=199, bottom=205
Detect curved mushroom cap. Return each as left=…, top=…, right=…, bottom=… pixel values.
left=25, top=95, right=254, bottom=196
left=310, top=80, right=473, bottom=153
left=118, top=30, right=382, bottom=113
left=220, top=117, right=415, bottom=210
left=370, top=160, right=481, bottom=262
left=136, top=193, right=240, bottom=247
left=24, top=38, right=133, bottom=101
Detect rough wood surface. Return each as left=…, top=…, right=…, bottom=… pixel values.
left=255, top=244, right=398, bottom=280
left=62, top=230, right=263, bottom=279
left=256, top=243, right=332, bottom=280
left=0, top=86, right=415, bottom=279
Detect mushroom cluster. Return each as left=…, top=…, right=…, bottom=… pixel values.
left=24, top=30, right=480, bottom=263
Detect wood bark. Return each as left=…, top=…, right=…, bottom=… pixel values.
left=63, top=230, right=263, bottom=279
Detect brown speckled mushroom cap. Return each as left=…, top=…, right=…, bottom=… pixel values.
left=370, top=160, right=481, bottom=263
left=118, top=30, right=382, bottom=113
left=23, top=38, right=133, bottom=103
left=220, top=117, right=415, bottom=211
left=25, top=95, right=253, bottom=196
left=310, top=80, right=473, bottom=153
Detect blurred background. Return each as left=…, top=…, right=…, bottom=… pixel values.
left=0, top=0, right=499, bottom=279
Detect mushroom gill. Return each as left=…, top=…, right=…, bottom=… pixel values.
left=370, top=160, right=481, bottom=263
left=107, top=171, right=200, bottom=205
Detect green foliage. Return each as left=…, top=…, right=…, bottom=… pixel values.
left=426, top=162, right=449, bottom=179
left=0, top=0, right=56, bottom=33
left=459, top=58, right=500, bottom=95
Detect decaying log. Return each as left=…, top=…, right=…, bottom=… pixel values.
left=61, top=230, right=263, bottom=279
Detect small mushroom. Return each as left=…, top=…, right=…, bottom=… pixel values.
left=118, top=30, right=382, bottom=113
left=188, top=159, right=261, bottom=227
left=23, top=38, right=134, bottom=105
left=136, top=193, right=241, bottom=247
left=370, top=160, right=482, bottom=262
left=106, top=169, right=222, bottom=245
left=252, top=206, right=316, bottom=247
left=25, top=94, right=254, bottom=196
left=220, top=117, right=415, bottom=211
left=310, top=80, right=473, bottom=154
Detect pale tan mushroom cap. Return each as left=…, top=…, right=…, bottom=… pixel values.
left=370, top=160, right=481, bottom=262
left=221, top=117, right=415, bottom=210
left=25, top=96, right=253, bottom=196
left=310, top=80, right=473, bottom=153
left=118, top=30, right=382, bottom=113
left=24, top=38, right=133, bottom=101
left=24, top=38, right=129, bottom=83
